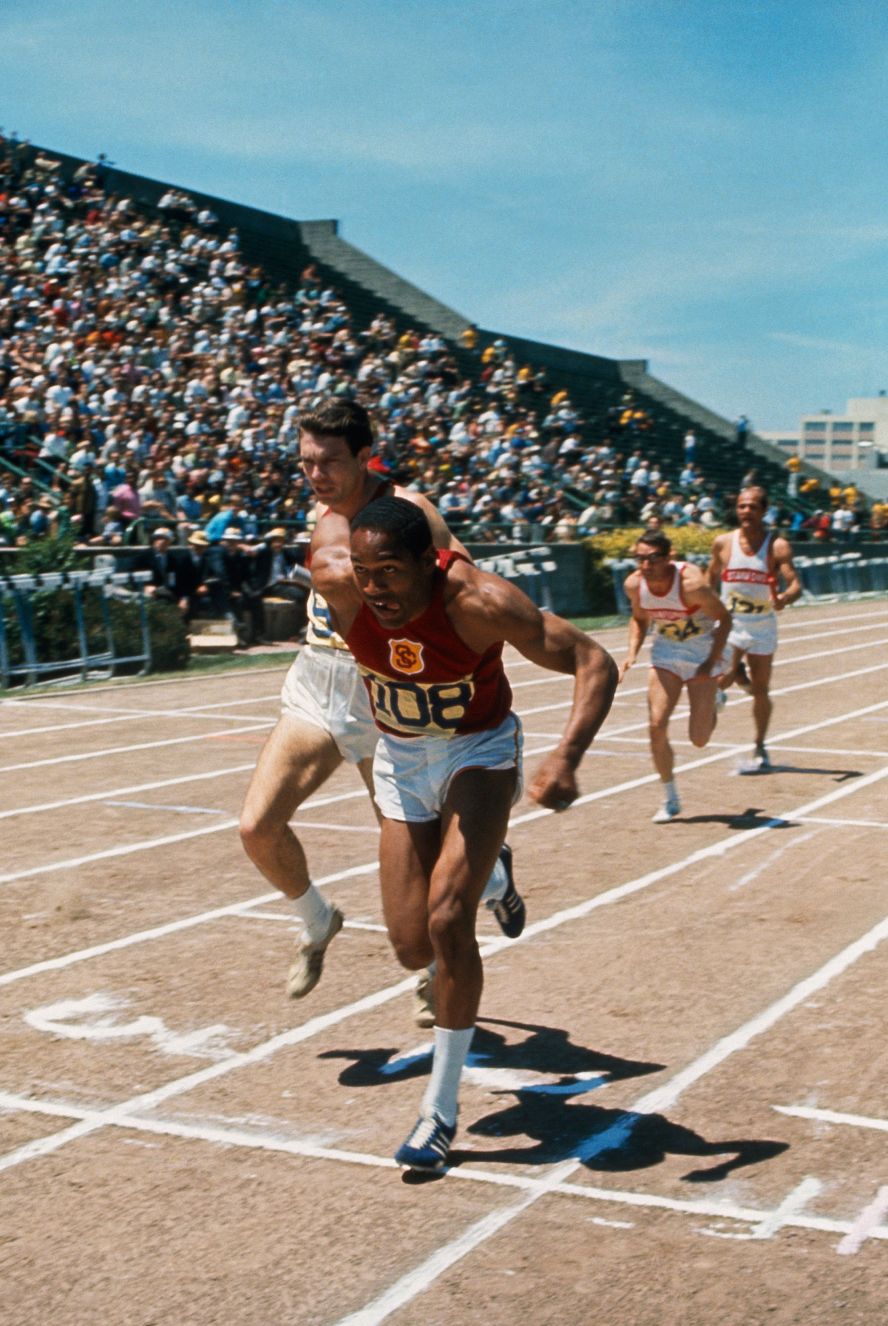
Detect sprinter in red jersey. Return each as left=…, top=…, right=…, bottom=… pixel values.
left=239, top=399, right=515, bottom=1023
left=316, top=495, right=617, bottom=1171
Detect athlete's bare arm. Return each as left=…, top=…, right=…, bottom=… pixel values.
left=707, top=534, right=730, bottom=591
left=311, top=550, right=362, bottom=637
left=445, top=564, right=618, bottom=810
left=619, top=570, right=649, bottom=683
left=771, top=536, right=802, bottom=610
left=680, top=564, right=732, bottom=675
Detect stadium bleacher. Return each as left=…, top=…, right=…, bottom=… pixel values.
left=1, top=132, right=881, bottom=568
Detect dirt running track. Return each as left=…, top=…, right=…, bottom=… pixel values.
left=1, top=598, right=887, bottom=1326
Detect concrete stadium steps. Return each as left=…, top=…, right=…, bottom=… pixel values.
left=188, top=621, right=238, bottom=655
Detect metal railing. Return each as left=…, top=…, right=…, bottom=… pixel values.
left=0, top=568, right=153, bottom=688
left=476, top=546, right=558, bottom=610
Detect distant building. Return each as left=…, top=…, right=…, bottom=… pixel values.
left=760, top=393, right=888, bottom=473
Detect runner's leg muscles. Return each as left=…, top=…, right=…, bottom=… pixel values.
left=378, top=816, right=439, bottom=970
left=239, top=715, right=343, bottom=898
left=430, top=767, right=516, bottom=1030
left=747, top=652, right=774, bottom=747
left=687, top=675, right=719, bottom=748
left=649, top=667, right=683, bottom=782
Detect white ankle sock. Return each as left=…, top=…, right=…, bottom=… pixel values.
left=662, top=779, right=678, bottom=802
left=291, top=883, right=333, bottom=941
left=421, top=1025, right=474, bottom=1127
left=480, top=852, right=507, bottom=905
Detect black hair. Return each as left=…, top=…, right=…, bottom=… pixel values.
left=635, top=529, right=672, bottom=556
left=350, top=495, right=433, bottom=559
left=299, top=398, right=374, bottom=456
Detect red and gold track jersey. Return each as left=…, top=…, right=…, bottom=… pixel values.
left=304, top=481, right=395, bottom=650
left=345, top=550, right=512, bottom=738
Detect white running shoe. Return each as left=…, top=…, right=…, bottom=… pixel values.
left=739, top=746, right=772, bottom=775
left=286, top=905, right=344, bottom=998
left=652, top=792, right=681, bottom=824
left=413, top=968, right=436, bottom=1029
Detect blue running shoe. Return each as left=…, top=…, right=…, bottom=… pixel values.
left=487, top=843, right=526, bottom=939
left=394, top=1111, right=456, bottom=1171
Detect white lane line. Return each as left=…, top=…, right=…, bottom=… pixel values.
left=0, top=963, right=434, bottom=1174
left=795, top=816, right=888, bottom=830
left=0, top=692, right=284, bottom=744
left=728, top=829, right=822, bottom=893
left=513, top=694, right=888, bottom=830
left=519, top=652, right=888, bottom=728
left=767, top=745, right=888, bottom=759
left=0, top=856, right=379, bottom=990
left=1, top=662, right=289, bottom=699
left=600, top=737, right=888, bottom=760
left=512, top=628, right=888, bottom=699
left=837, top=1186, right=888, bottom=1256
left=747, top=1177, right=823, bottom=1240
left=0, top=1090, right=882, bottom=1245
left=774, top=1104, right=888, bottom=1134
left=2, top=756, right=886, bottom=1188
left=779, top=608, right=888, bottom=632
left=0, top=602, right=881, bottom=720
left=633, top=884, right=888, bottom=1118
left=2, top=607, right=883, bottom=746
left=0, top=721, right=273, bottom=775
left=2, top=628, right=885, bottom=779
left=0, top=689, right=885, bottom=885
left=2, top=689, right=887, bottom=975
left=0, top=783, right=374, bottom=887
left=104, top=801, right=229, bottom=816
left=335, top=1162, right=581, bottom=1326
left=333, top=791, right=888, bottom=1323
left=236, top=910, right=388, bottom=932
left=0, top=764, right=257, bottom=821
left=0, top=697, right=279, bottom=726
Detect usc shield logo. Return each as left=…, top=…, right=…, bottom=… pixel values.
left=388, top=638, right=425, bottom=675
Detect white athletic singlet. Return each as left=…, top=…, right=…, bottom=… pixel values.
left=721, top=530, right=775, bottom=617
left=304, top=587, right=350, bottom=650
left=639, top=562, right=713, bottom=642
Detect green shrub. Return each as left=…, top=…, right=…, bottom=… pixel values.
left=144, top=599, right=190, bottom=672
left=14, top=534, right=89, bottom=576
left=588, top=525, right=725, bottom=561
left=582, top=540, right=617, bottom=614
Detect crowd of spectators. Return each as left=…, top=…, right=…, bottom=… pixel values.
left=1, top=131, right=885, bottom=592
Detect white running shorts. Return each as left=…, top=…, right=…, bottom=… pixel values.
left=280, top=644, right=378, bottom=764
left=372, top=711, right=524, bottom=822
left=650, top=631, right=728, bottom=683
left=728, top=613, right=778, bottom=656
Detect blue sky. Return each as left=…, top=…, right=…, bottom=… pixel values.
left=2, top=0, right=887, bottom=430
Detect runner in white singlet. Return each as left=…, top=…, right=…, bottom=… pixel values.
left=708, top=487, right=801, bottom=771
left=619, top=529, right=732, bottom=822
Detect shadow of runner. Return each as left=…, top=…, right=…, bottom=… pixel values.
left=678, top=807, right=794, bottom=829
left=466, top=1088, right=788, bottom=1181
left=317, top=1018, right=664, bottom=1089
